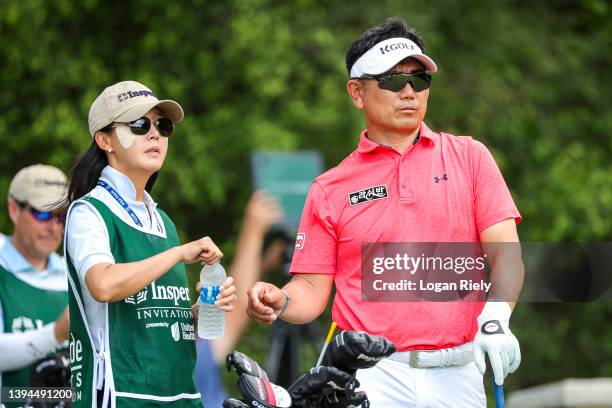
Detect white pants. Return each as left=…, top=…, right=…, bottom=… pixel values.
left=356, top=359, right=486, bottom=408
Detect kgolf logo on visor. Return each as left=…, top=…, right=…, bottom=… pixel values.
left=380, top=42, right=417, bottom=55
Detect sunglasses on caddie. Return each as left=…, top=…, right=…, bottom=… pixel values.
left=353, top=71, right=432, bottom=93
left=113, top=117, right=174, bottom=137
left=15, top=200, right=57, bottom=222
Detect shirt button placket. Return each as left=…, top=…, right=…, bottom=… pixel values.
left=399, top=154, right=415, bottom=204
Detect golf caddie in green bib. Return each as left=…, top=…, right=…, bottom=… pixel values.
left=60, top=81, right=237, bottom=408
left=0, top=164, right=70, bottom=408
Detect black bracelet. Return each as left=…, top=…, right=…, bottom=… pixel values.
left=278, top=290, right=291, bottom=318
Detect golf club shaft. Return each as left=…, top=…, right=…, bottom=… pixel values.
left=492, top=373, right=505, bottom=408
left=315, top=321, right=337, bottom=367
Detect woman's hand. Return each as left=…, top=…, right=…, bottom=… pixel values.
left=193, top=277, right=238, bottom=331
left=180, top=236, right=223, bottom=264
left=194, top=277, right=237, bottom=313
left=215, top=277, right=237, bottom=312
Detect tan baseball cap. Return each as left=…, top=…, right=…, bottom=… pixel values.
left=88, top=80, right=184, bottom=137
left=8, top=165, right=67, bottom=211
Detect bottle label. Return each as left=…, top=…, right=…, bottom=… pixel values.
left=200, top=286, right=221, bottom=305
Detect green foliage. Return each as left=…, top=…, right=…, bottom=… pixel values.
left=1, top=0, right=611, bottom=396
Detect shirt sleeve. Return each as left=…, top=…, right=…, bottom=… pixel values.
left=289, top=181, right=338, bottom=275
left=66, top=202, right=115, bottom=280
left=470, top=140, right=522, bottom=234
left=0, top=323, right=58, bottom=372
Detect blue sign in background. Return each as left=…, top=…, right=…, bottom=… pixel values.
left=251, top=151, right=323, bottom=232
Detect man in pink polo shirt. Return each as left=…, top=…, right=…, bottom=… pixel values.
left=247, top=17, right=523, bottom=407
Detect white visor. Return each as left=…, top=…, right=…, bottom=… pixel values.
left=350, top=37, right=437, bottom=78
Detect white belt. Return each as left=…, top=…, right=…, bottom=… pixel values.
left=388, top=343, right=474, bottom=368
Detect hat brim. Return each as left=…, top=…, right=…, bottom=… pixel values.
left=114, top=99, right=184, bottom=125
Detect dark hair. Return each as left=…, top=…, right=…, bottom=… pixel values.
left=346, top=16, right=427, bottom=76
left=56, top=140, right=108, bottom=223
left=56, top=128, right=159, bottom=223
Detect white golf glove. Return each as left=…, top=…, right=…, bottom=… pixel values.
left=473, top=302, right=521, bottom=385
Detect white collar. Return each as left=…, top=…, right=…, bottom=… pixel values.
left=100, top=165, right=157, bottom=208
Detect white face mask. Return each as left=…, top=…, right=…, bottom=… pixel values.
left=115, top=125, right=139, bottom=149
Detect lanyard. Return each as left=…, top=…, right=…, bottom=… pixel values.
left=97, top=180, right=144, bottom=227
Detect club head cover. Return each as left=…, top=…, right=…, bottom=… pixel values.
left=237, top=372, right=292, bottom=408
left=30, top=349, right=71, bottom=387
left=323, top=390, right=370, bottom=408
left=227, top=350, right=269, bottom=380
left=323, top=330, right=396, bottom=374
left=288, top=366, right=358, bottom=408
left=223, top=398, right=250, bottom=408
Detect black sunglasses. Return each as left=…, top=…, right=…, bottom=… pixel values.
left=15, top=200, right=57, bottom=222
left=114, top=117, right=174, bottom=137
left=353, top=71, right=432, bottom=92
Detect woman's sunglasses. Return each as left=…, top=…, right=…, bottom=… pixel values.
left=114, top=117, right=174, bottom=137
left=353, top=71, right=432, bottom=93
left=15, top=200, right=57, bottom=222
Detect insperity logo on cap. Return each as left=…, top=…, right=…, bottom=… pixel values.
left=350, top=37, right=438, bottom=78
left=116, top=89, right=156, bottom=103
left=88, top=80, right=184, bottom=137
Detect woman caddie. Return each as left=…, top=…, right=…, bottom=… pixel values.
left=60, top=81, right=237, bottom=408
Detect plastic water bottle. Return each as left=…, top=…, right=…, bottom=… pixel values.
left=198, top=262, right=226, bottom=339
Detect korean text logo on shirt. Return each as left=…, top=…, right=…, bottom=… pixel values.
left=349, top=184, right=388, bottom=206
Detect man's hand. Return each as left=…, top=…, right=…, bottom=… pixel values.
left=473, top=302, right=521, bottom=385
left=246, top=282, right=287, bottom=324
left=54, top=307, right=69, bottom=343
left=180, top=236, right=223, bottom=264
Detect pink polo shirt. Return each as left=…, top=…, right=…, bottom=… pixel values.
left=289, top=122, right=521, bottom=351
